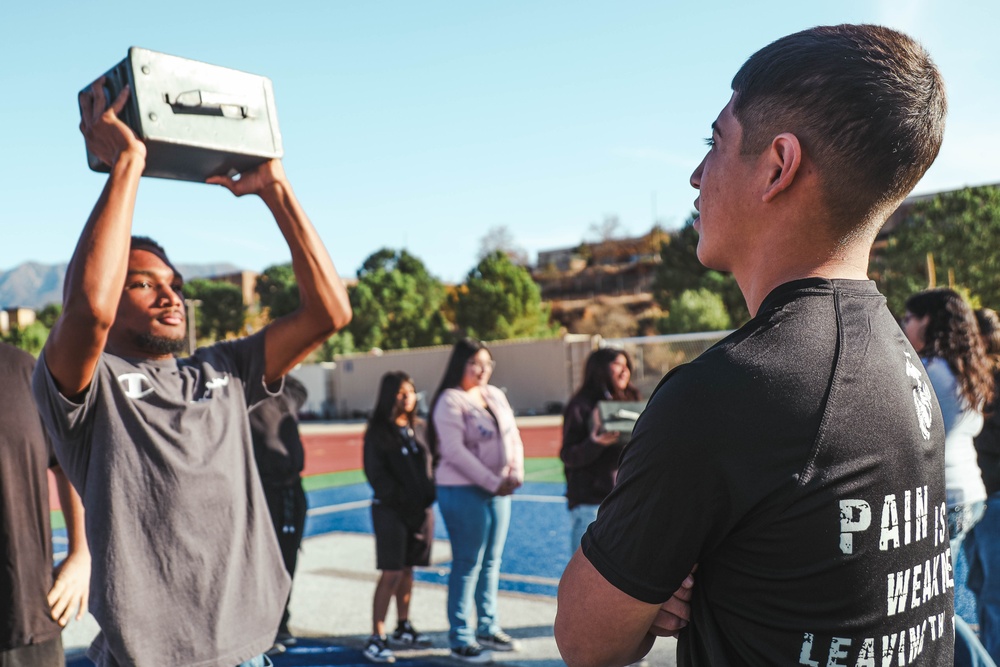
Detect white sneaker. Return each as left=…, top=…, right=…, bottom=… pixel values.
left=364, top=635, right=396, bottom=663
left=475, top=629, right=519, bottom=652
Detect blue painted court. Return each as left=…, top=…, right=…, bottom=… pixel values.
left=65, top=480, right=572, bottom=666
left=61, top=477, right=982, bottom=665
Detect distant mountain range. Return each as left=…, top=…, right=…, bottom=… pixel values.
left=0, top=261, right=244, bottom=310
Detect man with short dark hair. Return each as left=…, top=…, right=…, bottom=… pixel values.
left=555, top=25, right=954, bottom=666
left=32, top=80, right=351, bottom=667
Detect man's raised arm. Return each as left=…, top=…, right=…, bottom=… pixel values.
left=46, top=82, right=146, bottom=398
left=208, top=161, right=351, bottom=384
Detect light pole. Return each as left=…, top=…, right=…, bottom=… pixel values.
left=186, top=299, right=201, bottom=355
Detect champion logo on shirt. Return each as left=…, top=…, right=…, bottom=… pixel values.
left=192, top=374, right=230, bottom=403
left=904, top=352, right=933, bottom=440
left=118, top=373, right=154, bottom=399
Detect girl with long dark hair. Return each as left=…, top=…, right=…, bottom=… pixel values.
left=903, top=289, right=996, bottom=666
left=560, top=347, right=640, bottom=553
left=428, top=338, right=524, bottom=663
left=362, top=371, right=436, bottom=663
left=967, top=308, right=1000, bottom=662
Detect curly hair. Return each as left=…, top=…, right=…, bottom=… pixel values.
left=976, top=308, right=1000, bottom=364
left=905, top=289, right=994, bottom=408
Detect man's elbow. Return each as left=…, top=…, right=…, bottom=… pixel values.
left=331, top=305, right=352, bottom=331
left=555, top=610, right=604, bottom=667
left=303, top=300, right=351, bottom=338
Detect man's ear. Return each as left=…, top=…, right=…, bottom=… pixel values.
left=761, top=133, right=802, bottom=203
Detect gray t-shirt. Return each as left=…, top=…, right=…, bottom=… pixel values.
left=32, top=332, right=290, bottom=667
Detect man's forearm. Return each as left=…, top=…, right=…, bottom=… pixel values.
left=48, top=152, right=144, bottom=396
left=53, top=467, right=89, bottom=557
left=260, top=180, right=350, bottom=334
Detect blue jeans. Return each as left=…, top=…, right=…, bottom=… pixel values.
left=438, top=485, right=512, bottom=648
left=967, top=493, right=1000, bottom=663
left=235, top=655, right=272, bottom=667
left=951, top=501, right=994, bottom=667
left=569, top=504, right=599, bottom=556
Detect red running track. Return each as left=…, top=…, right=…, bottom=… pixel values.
left=49, top=423, right=563, bottom=509
left=302, top=422, right=562, bottom=477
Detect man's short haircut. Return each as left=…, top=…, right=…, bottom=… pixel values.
left=130, top=236, right=182, bottom=281
left=731, top=24, right=947, bottom=236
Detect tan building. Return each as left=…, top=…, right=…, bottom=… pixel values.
left=295, top=335, right=596, bottom=420
left=209, top=270, right=260, bottom=308
left=1, top=307, right=36, bottom=334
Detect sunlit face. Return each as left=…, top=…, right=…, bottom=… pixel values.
left=689, top=95, right=762, bottom=273
left=107, top=249, right=186, bottom=359
left=609, top=353, right=631, bottom=393
left=461, top=349, right=494, bottom=390
left=395, top=381, right=417, bottom=417
left=902, top=311, right=929, bottom=352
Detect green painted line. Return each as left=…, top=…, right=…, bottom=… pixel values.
left=524, top=457, right=566, bottom=483
left=301, top=457, right=566, bottom=492
left=302, top=469, right=368, bottom=491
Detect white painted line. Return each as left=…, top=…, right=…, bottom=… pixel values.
left=307, top=499, right=372, bottom=516
left=304, top=492, right=564, bottom=518
left=512, top=494, right=564, bottom=503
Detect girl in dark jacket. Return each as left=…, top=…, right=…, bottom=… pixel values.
left=560, top=347, right=640, bottom=554
left=362, top=371, right=436, bottom=663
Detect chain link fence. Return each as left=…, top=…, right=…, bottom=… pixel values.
left=602, top=331, right=733, bottom=397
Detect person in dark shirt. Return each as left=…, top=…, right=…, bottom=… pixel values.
left=249, top=374, right=310, bottom=650
left=555, top=24, right=952, bottom=667
left=362, top=371, right=436, bottom=663
left=1, top=341, right=90, bottom=667
left=560, top=348, right=640, bottom=553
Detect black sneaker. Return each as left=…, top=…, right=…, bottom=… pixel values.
left=391, top=619, right=432, bottom=647
left=363, top=635, right=396, bottom=663
left=450, top=644, right=493, bottom=663
left=276, top=630, right=298, bottom=647
left=475, top=629, right=518, bottom=652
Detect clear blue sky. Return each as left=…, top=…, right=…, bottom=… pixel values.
left=2, top=1, right=998, bottom=283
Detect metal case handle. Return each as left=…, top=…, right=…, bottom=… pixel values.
left=164, top=90, right=251, bottom=119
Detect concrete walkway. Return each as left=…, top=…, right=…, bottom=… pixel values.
left=63, top=531, right=679, bottom=666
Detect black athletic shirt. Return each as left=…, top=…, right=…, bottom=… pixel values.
left=0, top=343, right=61, bottom=650
left=583, top=279, right=954, bottom=666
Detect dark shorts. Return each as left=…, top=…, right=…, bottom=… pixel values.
left=372, top=504, right=434, bottom=571
left=0, top=635, right=63, bottom=667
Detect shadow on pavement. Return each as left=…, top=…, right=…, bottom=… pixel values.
left=66, top=637, right=448, bottom=667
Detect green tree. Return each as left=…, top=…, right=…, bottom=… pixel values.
left=873, top=185, right=1000, bottom=314
left=2, top=321, right=50, bottom=357
left=348, top=249, right=451, bottom=351
left=658, top=288, right=732, bottom=334
left=314, top=330, right=356, bottom=361
left=183, top=279, right=245, bottom=341
left=255, top=264, right=299, bottom=319
left=36, top=303, right=62, bottom=329
left=453, top=251, right=560, bottom=341
left=653, top=218, right=749, bottom=326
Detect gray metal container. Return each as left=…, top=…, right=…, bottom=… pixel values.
left=80, top=47, right=283, bottom=182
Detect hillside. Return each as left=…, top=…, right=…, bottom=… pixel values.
left=0, top=261, right=243, bottom=309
